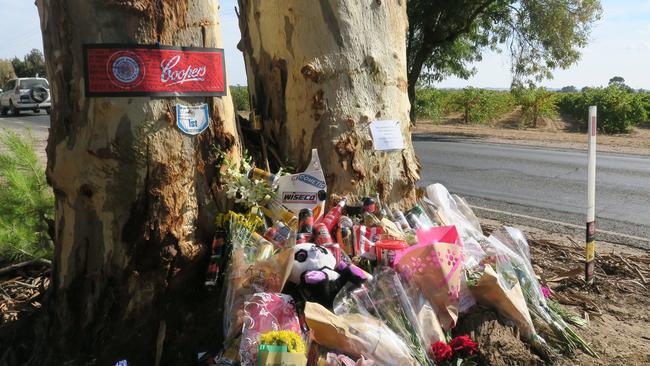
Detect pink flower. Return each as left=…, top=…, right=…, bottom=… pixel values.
left=541, top=287, right=552, bottom=299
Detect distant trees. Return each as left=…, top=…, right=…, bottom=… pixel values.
left=229, top=85, right=250, bottom=111
left=11, top=49, right=46, bottom=78
left=608, top=76, right=625, bottom=85
left=0, top=49, right=48, bottom=83
left=557, top=85, right=647, bottom=133
left=607, top=76, right=633, bottom=93
left=0, top=59, right=15, bottom=85
left=415, top=84, right=648, bottom=133
left=406, top=0, right=602, bottom=121
left=511, top=86, right=557, bottom=127
left=560, top=86, right=578, bottom=93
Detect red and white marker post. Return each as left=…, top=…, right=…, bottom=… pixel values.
left=585, top=106, right=597, bottom=284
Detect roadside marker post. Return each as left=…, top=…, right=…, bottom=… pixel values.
left=585, top=106, right=597, bottom=284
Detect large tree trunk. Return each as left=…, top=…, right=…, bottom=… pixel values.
left=237, top=0, right=420, bottom=207
left=35, top=1, right=239, bottom=364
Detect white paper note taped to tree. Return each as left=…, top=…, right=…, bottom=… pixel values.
left=369, top=120, right=405, bottom=151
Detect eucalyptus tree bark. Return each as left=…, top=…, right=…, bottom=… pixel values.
left=237, top=0, right=420, bottom=207
left=35, top=0, right=239, bottom=364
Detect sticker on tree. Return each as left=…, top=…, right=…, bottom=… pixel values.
left=176, top=103, right=209, bottom=135
left=83, top=44, right=226, bottom=97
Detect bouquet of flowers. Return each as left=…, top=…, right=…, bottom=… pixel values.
left=304, top=301, right=418, bottom=365
left=489, top=228, right=597, bottom=357
left=239, top=293, right=303, bottom=365
left=257, top=330, right=308, bottom=366
left=333, top=270, right=435, bottom=366
left=218, top=148, right=284, bottom=209
left=393, top=225, right=466, bottom=330
left=431, top=335, right=479, bottom=366
left=222, top=247, right=294, bottom=342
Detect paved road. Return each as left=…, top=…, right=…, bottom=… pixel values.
left=414, top=135, right=650, bottom=249
left=2, top=115, right=649, bottom=247
left=0, top=111, right=50, bottom=132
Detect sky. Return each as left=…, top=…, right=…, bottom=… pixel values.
left=1, top=0, right=649, bottom=89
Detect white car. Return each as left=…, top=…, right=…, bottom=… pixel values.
left=0, top=77, right=52, bottom=116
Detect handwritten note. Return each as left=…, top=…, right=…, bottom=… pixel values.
left=369, top=120, right=405, bottom=151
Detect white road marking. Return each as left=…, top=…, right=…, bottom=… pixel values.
left=470, top=204, right=650, bottom=243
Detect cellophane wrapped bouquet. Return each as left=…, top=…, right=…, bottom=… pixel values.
left=208, top=152, right=596, bottom=365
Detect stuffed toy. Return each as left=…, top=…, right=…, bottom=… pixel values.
left=284, top=243, right=371, bottom=309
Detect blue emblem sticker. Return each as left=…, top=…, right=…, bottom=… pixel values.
left=176, top=103, right=209, bottom=135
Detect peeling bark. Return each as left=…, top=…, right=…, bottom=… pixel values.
left=35, top=0, right=239, bottom=363
left=237, top=0, right=420, bottom=207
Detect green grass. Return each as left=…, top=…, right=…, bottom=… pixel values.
left=0, top=129, right=53, bottom=262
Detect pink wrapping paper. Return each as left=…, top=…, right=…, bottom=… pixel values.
left=239, top=293, right=301, bottom=366
left=394, top=226, right=464, bottom=330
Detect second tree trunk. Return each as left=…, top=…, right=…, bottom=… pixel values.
left=238, top=0, right=420, bottom=207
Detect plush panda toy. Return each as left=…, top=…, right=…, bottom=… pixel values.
left=284, top=243, right=371, bottom=309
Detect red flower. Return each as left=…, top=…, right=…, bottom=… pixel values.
left=450, top=335, right=478, bottom=357
left=431, top=341, right=453, bottom=363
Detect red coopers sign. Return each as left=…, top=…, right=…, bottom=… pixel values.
left=83, top=44, right=226, bottom=97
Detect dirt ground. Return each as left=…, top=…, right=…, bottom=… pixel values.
left=414, top=111, right=650, bottom=156
left=2, top=219, right=648, bottom=365
left=480, top=218, right=650, bottom=366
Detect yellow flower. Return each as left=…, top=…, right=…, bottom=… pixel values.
left=259, top=330, right=306, bottom=354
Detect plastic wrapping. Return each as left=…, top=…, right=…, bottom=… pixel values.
left=424, top=184, right=484, bottom=245
left=393, top=226, right=466, bottom=330
left=304, top=301, right=419, bottom=366
left=422, top=184, right=487, bottom=271
left=487, top=228, right=597, bottom=356
left=239, top=293, right=302, bottom=365
left=332, top=270, right=435, bottom=366
left=222, top=248, right=294, bottom=342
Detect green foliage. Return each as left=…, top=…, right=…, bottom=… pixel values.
left=413, top=87, right=457, bottom=121
left=0, top=59, right=16, bottom=86
left=607, top=76, right=633, bottom=93
left=230, top=85, right=250, bottom=111
left=558, top=85, right=648, bottom=133
left=0, top=129, right=53, bottom=261
left=11, top=49, right=46, bottom=78
left=407, top=0, right=602, bottom=91
left=511, top=86, right=558, bottom=127
left=453, top=87, right=515, bottom=124
left=608, top=76, right=625, bottom=85
left=560, top=86, right=577, bottom=93
left=640, top=94, right=650, bottom=119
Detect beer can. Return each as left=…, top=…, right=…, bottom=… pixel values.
left=248, top=167, right=279, bottom=188
left=362, top=197, right=376, bottom=213
left=264, top=222, right=291, bottom=247
left=406, top=212, right=424, bottom=229
left=296, top=232, right=312, bottom=244
left=409, top=205, right=436, bottom=228
left=336, top=226, right=353, bottom=255
left=313, top=223, right=333, bottom=245
left=392, top=210, right=411, bottom=230
left=375, top=240, right=408, bottom=267
left=298, top=208, right=314, bottom=234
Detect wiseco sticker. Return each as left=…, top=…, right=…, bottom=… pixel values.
left=282, top=192, right=318, bottom=204
left=83, top=44, right=226, bottom=97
